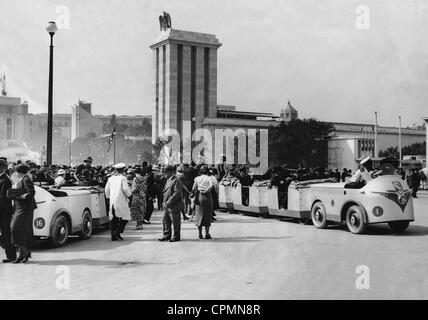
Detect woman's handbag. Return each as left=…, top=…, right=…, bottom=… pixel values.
left=6, top=188, right=26, bottom=200
left=193, top=190, right=200, bottom=206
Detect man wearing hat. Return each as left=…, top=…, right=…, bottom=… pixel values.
left=154, top=165, right=167, bottom=211
left=159, top=165, right=183, bottom=242
left=143, top=164, right=155, bottom=224
left=0, top=157, right=11, bottom=176
left=176, top=164, right=190, bottom=221
left=0, top=157, right=7, bottom=169
left=74, top=157, right=95, bottom=186
left=346, top=156, right=375, bottom=189
left=105, top=163, right=132, bottom=241
left=54, top=169, right=66, bottom=188
left=0, top=158, right=16, bottom=263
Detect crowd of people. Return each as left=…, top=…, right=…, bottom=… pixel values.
left=1, top=153, right=427, bottom=264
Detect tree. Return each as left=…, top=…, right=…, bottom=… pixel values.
left=379, top=146, right=398, bottom=158
left=268, top=119, right=333, bottom=168
left=379, top=142, right=426, bottom=158
left=402, top=142, right=426, bottom=156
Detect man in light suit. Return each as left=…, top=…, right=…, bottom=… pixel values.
left=159, top=165, right=183, bottom=242
left=105, top=163, right=132, bottom=241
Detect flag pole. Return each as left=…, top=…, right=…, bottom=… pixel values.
left=113, top=119, right=117, bottom=164
left=69, top=122, right=72, bottom=166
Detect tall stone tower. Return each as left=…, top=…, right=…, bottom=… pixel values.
left=150, top=27, right=222, bottom=145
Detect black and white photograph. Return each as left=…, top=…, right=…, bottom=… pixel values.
left=1, top=0, right=428, bottom=309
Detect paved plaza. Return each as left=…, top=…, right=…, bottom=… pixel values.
left=1, top=193, right=427, bottom=300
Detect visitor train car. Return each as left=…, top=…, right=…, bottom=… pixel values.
left=33, top=186, right=109, bottom=247
left=266, top=180, right=321, bottom=223
left=231, top=182, right=269, bottom=215
left=266, top=175, right=414, bottom=234
left=218, top=180, right=235, bottom=211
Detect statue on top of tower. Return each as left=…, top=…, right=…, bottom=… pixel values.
left=159, top=11, right=172, bottom=31
left=0, top=71, right=6, bottom=96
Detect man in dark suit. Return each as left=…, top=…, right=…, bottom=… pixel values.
left=159, top=165, right=183, bottom=242
left=215, top=155, right=226, bottom=181
left=411, top=168, right=421, bottom=198
left=143, top=164, right=155, bottom=224
left=154, top=165, right=167, bottom=210
left=0, top=158, right=16, bottom=263
left=0, top=157, right=10, bottom=176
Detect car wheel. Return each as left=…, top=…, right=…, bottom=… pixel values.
left=50, top=215, right=69, bottom=247
left=388, top=221, right=409, bottom=233
left=346, top=205, right=367, bottom=234
left=311, top=202, right=328, bottom=229
left=80, top=209, right=93, bottom=239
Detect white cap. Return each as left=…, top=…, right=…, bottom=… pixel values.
left=57, top=169, right=66, bottom=175
left=113, top=163, right=126, bottom=169
left=360, top=156, right=371, bottom=165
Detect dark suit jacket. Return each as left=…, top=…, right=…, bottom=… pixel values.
left=215, top=163, right=226, bottom=181
left=14, top=175, right=37, bottom=210
left=145, top=172, right=155, bottom=198
left=185, top=166, right=198, bottom=189
left=162, top=174, right=183, bottom=212
left=0, top=172, right=12, bottom=212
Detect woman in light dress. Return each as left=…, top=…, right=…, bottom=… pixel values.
left=192, top=165, right=214, bottom=239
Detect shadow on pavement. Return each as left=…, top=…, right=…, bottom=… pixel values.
left=326, top=223, right=428, bottom=237
left=179, top=236, right=293, bottom=243
left=366, top=224, right=428, bottom=237
left=33, top=233, right=152, bottom=253
left=212, top=218, right=275, bottom=223
left=28, top=258, right=177, bottom=267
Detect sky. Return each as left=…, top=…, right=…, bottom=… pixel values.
left=1, top=0, right=427, bottom=127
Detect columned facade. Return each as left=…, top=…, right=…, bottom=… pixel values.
left=150, top=29, right=222, bottom=150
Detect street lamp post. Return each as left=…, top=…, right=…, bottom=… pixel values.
left=46, top=21, right=57, bottom=165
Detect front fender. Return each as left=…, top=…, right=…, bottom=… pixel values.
left=341, top=200, right=369, bottom=224
left=49, top=209, right=72, bottom=238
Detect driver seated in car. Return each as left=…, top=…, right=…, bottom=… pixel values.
left=346, top=156, right=380, bottom=189
left=54, top=169, right=66, bottom=188
left=350, top=157, right=374, bottom=184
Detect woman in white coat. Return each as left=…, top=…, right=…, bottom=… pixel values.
left=105, top=163, right=132, bottom=241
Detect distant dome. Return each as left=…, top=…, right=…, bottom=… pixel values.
left=280, top=100, right=298, bottom=122
left=284, top=100, right=297, bottom=112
